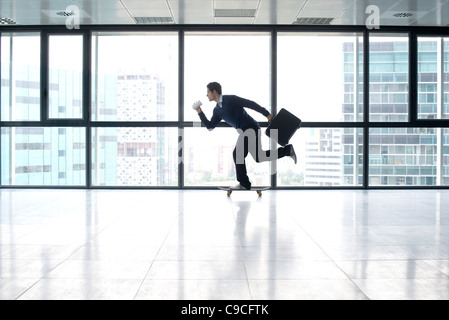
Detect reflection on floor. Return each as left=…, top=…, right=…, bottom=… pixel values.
left=1, top=189, right=449, bottom=300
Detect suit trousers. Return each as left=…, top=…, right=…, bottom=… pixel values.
left=232, top=128, right=290, bottom=189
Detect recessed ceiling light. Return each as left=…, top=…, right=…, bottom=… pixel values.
left=0, top=18, right=17, bottom=25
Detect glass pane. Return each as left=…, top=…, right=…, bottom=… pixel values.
left=184, top=32, right=271, bottom=122
left=183, top=127, right=271, bottom=187
left=49, top=35, right=83, bottom=119
left=369, top=34, right=409, bottom=122
left=278, top=33, right=364, bottom=122
left=1, top=33, right=40, bottom=121
left=91, top=32, right=178, bottom=121
left=444, top=129, right=449, bottom=185
left=277, top=128, right=363, bottom=186
left=418, top=37, right=449, bottom=120
left=91, top=127, right=178, bottom=186
left=369, top=128, right=447, bottom=186
left=1, top=127, right=86, bottom=186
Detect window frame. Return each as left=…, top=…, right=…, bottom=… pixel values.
left=47, top=33, right=85, bottom=121
left=0, top=25, right=449, bottom=189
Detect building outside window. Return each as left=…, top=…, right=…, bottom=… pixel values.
left=277, top=33, right=364, bottom=186
left=1, top=33, right=40, bottom=121
left=91, top=32, right=179, bottom=187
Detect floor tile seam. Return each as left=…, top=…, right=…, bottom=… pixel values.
left=60, top=211, right=138, bottom=261
left=350, top=277, right=449, bottom=300
left=151, top=258, right=333, bottom=262
left=419, top=260, right=449, bottom=278
left=0, top=226, right=43, bottom=247
left=328, top=270, right=370, bottom=300
left=132, top=213, right=181, bottom=300
left=8, top=278, right=42, bottom=300
left=12, top=269, right=61, bottom=300
left=142, top=277, right=249, bottom=281
left=287, top=218, right=371, bottom=300
left=394, top=245, right=449, bottom=262
left=332, top=258, right=449, bottom=279
left=381, top=232, right=449, bottom=247
left=35, top=275, right=149, bottom=281
left=330, top=254, right=449, bottom=295
left=228, top=197, right=364, bottom=298
left=10, top=237, right=104, bottom=300
left=227, top=199, right=256, bottom=300
left=153, top=258, right=246, bottom=262
left=342, top=275, right=449, bottom=280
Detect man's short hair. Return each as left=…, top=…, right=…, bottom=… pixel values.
left=207, top=82, right=222, bottom=95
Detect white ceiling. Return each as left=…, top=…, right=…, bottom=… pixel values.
left=0, top=0, right=448, bottom=27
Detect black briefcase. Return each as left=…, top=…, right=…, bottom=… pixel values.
left=265, top=108, right=301, bottom=146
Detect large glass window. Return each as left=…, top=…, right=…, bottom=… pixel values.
left=277, top=128, right=363, bottom=187
left=49, top=35, right=83, bottom=119
left=369, top=34, right=409, bottom=122
left=183, top=32, right=272, bottom=187
left=2, top=29, right=449, bottom=190
left=278, top=33, right=364, bottom=122
left=444, top=129, right=449, bottom=185
left=418, top=37, right=449, bottom=120
left=369, top=128, right=449, bottom=186
left=1, top=33, right=41, bottom=121
left=183, top=128, right=271, bottom=187
left=184, top=32, right=271, bottom=122
left=91, top=32, right=178, bottom=122
left=91, top=127, right=178, bottom=186
left=1, top=127, right=86, bottom=186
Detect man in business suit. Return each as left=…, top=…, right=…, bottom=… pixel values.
left=193, top=82, right=296, bottom=190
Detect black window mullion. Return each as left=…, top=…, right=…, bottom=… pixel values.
left=0, top=33, right=1, bottom=117
left=271, top=30, right=277, bottom=189
left=363, top=30, right=370, bottom=189
left=40, top=31, right=49, bottom=124
left=409, top=31, right=418, bottom=124
left=84, top=30, right=92, bottom=188
left=178, top=30, right=185, bottom=189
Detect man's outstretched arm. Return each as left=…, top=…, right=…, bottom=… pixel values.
left=235, top=96, right=273, bottom=122
left=195, top=107, right=222, bottom=131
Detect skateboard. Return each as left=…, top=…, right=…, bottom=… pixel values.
left=218, top=186, right=270, bottom=197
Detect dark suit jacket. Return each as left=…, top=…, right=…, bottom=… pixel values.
left=198, top=95, right=270, bottom=131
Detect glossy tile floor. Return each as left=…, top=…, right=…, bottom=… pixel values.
left=1, top=189, right=449, bottom=300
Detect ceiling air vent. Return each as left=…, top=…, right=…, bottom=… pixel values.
left=56, top=11, right=76, bottom=17
left=214, top=9, right=257, bottom=18
left=383, top=11, right=423, bottom=20
left=393, top=12, right=414, bottom=18
left=293, top=17, right=334, bottom=25
left=135, top=17, right=174, bottom=24
left=0, top=18, right=17, bottom=25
